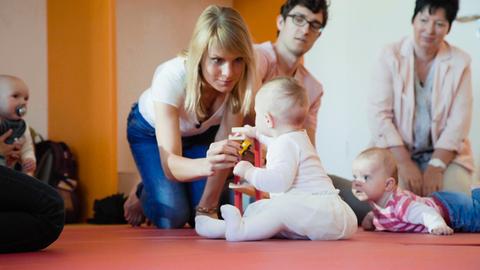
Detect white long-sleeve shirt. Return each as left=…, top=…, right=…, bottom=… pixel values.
left=246, top=130, right=334, bottom=194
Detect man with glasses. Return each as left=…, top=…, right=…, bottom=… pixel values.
left=254, top=0, right=327, bottom=145
left=253, top=0, right=371, bottom=224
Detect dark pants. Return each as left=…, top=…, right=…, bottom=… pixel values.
left=329, top=174, right=371, bottom=225
left=0, top=166, right=65, bottom=253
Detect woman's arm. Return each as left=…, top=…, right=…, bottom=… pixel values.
left=154, top=102, right=240, bottom=182
left=370, top=47, right=422, bottom=194
left=434, top=66, right=472, bottom=153
left=389, top=145, right=423, bottom=195
left=423, top=61, right=473, bottom=195
left=198, top=109, right=243, bottom=210
left=369, top=48, right=405, bottom=148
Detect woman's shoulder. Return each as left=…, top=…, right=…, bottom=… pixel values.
left=153, top=56, right=186, bottom=74
left=441, top=42, right=472, bottom=66
left=379, top=37, right=410, bottom=59
left=151, top=56, right=187, bottom=85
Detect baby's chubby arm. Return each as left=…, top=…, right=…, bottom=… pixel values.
left=231, top=125, right=256, bottom=140
left=361, top=211, right=375, bottom=231
left=430, top=224, right=454, bottom=235
left=406, top=201, right=453, bottom=235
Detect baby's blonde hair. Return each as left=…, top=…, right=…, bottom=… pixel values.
left=356, top=147, right=398, bottom=184
left=0, top=74, right=22, bottom=93
left=183, top=5, right=255, bottom=119
left=256, top=77, right=309, bottom=127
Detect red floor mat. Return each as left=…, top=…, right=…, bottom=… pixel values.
left=0, top=225, right=479, bottom=269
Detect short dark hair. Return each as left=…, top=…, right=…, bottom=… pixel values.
left=280, top=0, right=329, bottom=28
left=411, top=0, right=459, bottom=29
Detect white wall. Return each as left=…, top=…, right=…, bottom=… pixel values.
left=116, top=0, right=233, bottom=176
left=0, top=0, right=47, bottom=137
left=309, top=0, right=480, bottom=180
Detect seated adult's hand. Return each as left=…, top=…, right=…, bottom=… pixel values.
left=422, top=166, right=443, bottom=196
left=0, top=129, right=14, bottom=156
left=0, top=130, right=24, bottom=163
left=397, top=160, right=423, bottom=195
left=205, top=139, right=241, bottom=175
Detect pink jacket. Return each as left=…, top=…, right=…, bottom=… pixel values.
left=369, top=37, right=474, bottom=171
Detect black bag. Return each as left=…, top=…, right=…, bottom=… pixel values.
left=87, top=193, right=127, bottom=224
left=35, top=140, right=81, bottom=223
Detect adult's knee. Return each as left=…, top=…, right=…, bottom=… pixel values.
left=38, top=187, right=65, bottom=249
left=143, top=198, right=190, bottom=229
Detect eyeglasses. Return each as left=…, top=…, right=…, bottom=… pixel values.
left=286, top=14, right=324, bottom=33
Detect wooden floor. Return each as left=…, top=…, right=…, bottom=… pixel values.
left=0, top=225, right=479, bottom=269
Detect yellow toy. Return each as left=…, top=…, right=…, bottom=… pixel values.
left=239, top=139, right=252, bottom=155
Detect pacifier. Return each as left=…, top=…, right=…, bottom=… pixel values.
left=16, top=105, right=27, bottom=117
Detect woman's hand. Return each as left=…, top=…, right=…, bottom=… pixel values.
left=397, top=160, right=423, bottom=195
left=204, top=139, right=241, bottom=175
left=422, top=166, right=443, bottom=196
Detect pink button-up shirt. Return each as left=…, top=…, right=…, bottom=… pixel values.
left=369, top=36, right=474, bottom=171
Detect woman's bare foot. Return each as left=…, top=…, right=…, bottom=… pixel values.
left=123, top=185, right=145, bottom=226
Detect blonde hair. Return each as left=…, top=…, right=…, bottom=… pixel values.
left=257, top=77, right=309, bottom=127
left=0, top=74, right=22, bottom=94
left=356, top=147, right=398, bottom=184
left=184, top=5, right=255, bottom=119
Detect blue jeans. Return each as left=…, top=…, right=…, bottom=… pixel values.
left=127, top=103, right=219, bottom=228
left=433, top=189, right=480, bottom=232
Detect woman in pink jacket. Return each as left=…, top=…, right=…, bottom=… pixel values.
left=369, top=0, right=473, bottom=197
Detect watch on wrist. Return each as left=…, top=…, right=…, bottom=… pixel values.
left=428, top=158, right=447, bottom=170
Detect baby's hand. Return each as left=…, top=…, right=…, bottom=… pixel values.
left=231, top=125, right=256, bottom=139
left=229, top=181, right=257, bottom=197
left=22, top=158, right=36, bottom=175
left=361, top=211, right=375, bottom=231
left=233, top=160, right=254, bottom=179
left=431, top=225, right=454, bottom=235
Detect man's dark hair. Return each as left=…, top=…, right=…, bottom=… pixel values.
left=280, top=0, right=329, bottom=28
left=411, top=0, right=459, bottom=30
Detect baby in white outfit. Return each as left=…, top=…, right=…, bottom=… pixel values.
left=195, top=77, right=357, bottom=241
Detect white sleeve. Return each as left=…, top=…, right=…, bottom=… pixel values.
left=404, top=201, right=449, bottom=233
left=256, top=131, right=274, bottom=148
left=20, top=126, right=36, bottom=162
left=246, top=139, right=298, bottom=193
left=150, top=57, right=186, bottom=108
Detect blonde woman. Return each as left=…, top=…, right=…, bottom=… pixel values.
left=126, top=5, right=256, bottom=228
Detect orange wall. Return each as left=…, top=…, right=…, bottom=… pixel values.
left=47, top=0, right=117, bottom=219
left=233, top=0, right=285, bottom=43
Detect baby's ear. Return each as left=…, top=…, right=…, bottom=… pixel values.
left=385, top=177, right=396, bottom=192
left=264, top=113, right=274, bottom=128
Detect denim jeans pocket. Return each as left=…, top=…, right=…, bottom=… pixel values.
left=127, top=103, right=156, bottom=141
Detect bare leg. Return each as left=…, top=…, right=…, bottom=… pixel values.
left=196, top=169, right=230, bottom=218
